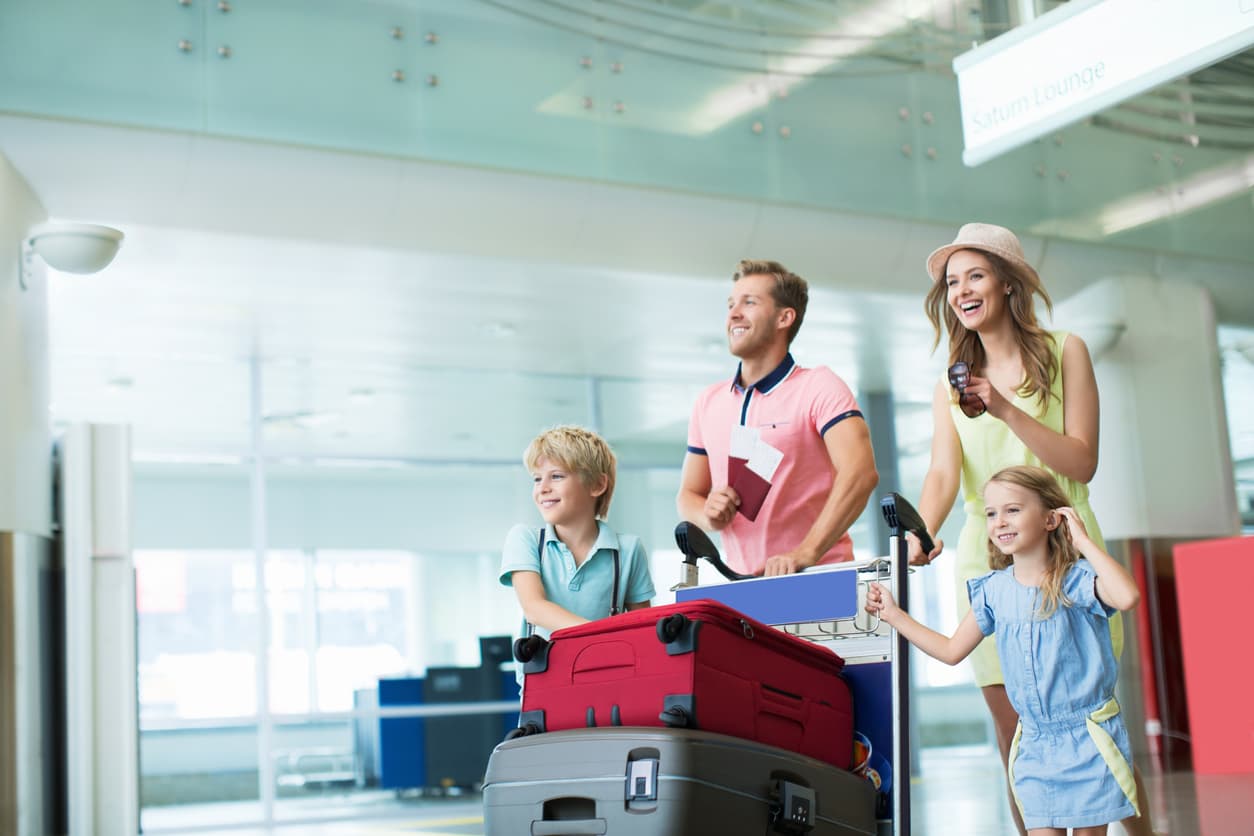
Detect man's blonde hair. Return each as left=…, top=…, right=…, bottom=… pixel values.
left=523, top=425, right=617, bottom=519
left=733, top=259, right=809, bottom=345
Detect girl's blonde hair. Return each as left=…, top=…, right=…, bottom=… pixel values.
left=925, top=249, right=1059, bottom=409
left=524, top=425, right=617, bottom=519
left=984, top=466, right=1077, bottom=619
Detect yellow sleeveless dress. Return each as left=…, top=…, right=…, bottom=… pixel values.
left=950, top=331, right=1123, bottom=687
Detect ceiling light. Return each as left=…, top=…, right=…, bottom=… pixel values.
left=686, top=0, right=934, bottom=134
left=20, top=222, right=124, bottom=290
left=1031, top=152, right=1254, bottom=238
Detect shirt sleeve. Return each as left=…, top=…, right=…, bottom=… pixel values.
left=810, top=367, right=863, bottom=437
left=623, top=536, right=657, bottom=605
left=686, top=388, right=709, bottom=455
left=499, top=524, right=543, bottom=587
left=1065, top=559, right=1115, bottom=617
left=966, top=573, right=997, bottom=636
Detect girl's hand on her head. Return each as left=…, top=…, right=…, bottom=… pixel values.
left=1056, top=507, right=1090, bottom=544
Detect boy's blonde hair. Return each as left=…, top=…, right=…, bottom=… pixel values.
left=524, top=425, right=617, bottom=519
left=984, top=465, right=1077, bottom=619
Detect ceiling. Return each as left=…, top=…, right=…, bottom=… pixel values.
left=1, top=0, right=1252, bottom=471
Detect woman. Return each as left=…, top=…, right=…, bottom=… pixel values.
left=911, top=223, right=1153, bottom=836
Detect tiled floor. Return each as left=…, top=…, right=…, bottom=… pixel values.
left=143, top=746, right=1253, bottom=835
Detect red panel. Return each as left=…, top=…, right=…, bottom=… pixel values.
left=1173, top=537, right=1254, bottom=775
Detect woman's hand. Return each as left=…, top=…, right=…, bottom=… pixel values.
left=907, top=532, right=945, bottom=566
left=961, top=374, right=1013, bottom=420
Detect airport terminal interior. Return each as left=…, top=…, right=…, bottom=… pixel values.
left=2, top=1, right=1253, bottom=834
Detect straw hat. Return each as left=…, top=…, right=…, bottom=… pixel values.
left=926, top=223, right=1040, bottom=286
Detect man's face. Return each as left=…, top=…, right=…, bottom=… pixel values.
left=727, top=274, right=789, bottom=359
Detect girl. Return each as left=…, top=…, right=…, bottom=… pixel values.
left=868, top=466, right=1141, bottom=836
left=910, top=222, right=1151, bottom=834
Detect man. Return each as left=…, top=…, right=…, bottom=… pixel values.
left=677, top=259, right=878, bottom=576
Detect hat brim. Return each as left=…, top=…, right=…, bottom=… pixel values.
left=926, top=242, right=1041, bottom=287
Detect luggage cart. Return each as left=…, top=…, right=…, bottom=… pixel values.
left=673, top=493, right=928, bottom=836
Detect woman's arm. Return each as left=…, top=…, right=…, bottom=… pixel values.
left=510, top=571, right=590, bottom=632
left=994, top=334, right=1100, bottom=483
left=910, top=380, right=962, bottom=564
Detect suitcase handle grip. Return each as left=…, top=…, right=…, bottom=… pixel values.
left=758, top=684, right=805, bottom=722
left=531, top=819, right=608, bottom=835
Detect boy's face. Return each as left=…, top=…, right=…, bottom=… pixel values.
left=983, top=480, right=1058, bottom=558
left=531, top=456, right=607, bottom=528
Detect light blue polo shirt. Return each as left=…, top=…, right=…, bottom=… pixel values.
left=498, top=520, right=656, bottom=641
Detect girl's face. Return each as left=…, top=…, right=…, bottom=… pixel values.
left=984, top=480, right=1058, bottom=557
left=945, top=250, right=1010, bottom=332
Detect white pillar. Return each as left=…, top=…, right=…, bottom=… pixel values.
left=1058, top=276, right=1240, bottom=538
left=62, top=424, right=140, bottom=836
left=0, top=152, right=52, bottom=836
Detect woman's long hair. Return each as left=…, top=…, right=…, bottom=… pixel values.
left=925, top=249, right=1059, bottom=408
left=984, top=466, right=1077, bottom=619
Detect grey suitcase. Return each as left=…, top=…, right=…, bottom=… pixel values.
left=482, top=727, right=876, bottom=836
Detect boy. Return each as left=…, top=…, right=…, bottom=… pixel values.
left=499, top=425, right=655, bottom=653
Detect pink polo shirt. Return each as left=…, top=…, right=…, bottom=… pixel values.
left=686, top=354, right=862, bottom=575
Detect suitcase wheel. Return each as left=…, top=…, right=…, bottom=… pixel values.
left=504, top=722, right=542, bottom=741
left=656, top=613, right=691, bottom=645
left=513, top=635, right=548, bottom=663
left=658, top=704, right=692, bottom=728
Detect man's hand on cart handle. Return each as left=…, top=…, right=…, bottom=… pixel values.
left=906, top=531, right=944, bottom=566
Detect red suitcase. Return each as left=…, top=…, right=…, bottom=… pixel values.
left=513, top=599, right=854, bottom=769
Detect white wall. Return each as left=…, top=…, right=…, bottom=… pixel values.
left=133, top=462, right=685, bottom=561
left=0, top=153, right=50, bottom=536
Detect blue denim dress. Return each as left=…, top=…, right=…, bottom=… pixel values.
left=968, top=560, right=1139, bottom=830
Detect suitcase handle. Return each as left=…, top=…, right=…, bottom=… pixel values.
left=758, top=684, right=806, bottom=723
left=531, top=819, right=608, bottom=835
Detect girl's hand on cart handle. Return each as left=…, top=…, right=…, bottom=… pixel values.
left=865, top=581, right=901, bottom=622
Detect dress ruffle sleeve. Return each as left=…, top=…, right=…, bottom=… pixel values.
left=966, top=572, right=997, bottom=636
left=1065, top=558, right=1116, bottom=617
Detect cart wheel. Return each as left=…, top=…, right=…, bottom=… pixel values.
left=513, top=635, right=546, bottom=663
left=656, top=613, right=691, bottom=645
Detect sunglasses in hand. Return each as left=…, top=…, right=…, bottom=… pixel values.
left=947, top=361, right=987, bottom=418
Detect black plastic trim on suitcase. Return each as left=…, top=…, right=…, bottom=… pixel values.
left=521, top=637, right=551, bottom=675
left=659, top=694, right=696, bottom=728
left=656, top=613, right=702, bottom=655
left=517, top=709, right=546, bottom=734
left=769, top=778, right=817, bottom=834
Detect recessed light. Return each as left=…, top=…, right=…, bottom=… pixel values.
left=484, top=321, right=517, bottom=338
left=107, top=375, right=134, bottom=389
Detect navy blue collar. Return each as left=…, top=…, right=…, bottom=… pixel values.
left=732, top=353, right=796, bottom=395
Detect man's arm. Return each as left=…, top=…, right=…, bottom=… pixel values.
left=677, top=451, right=740, bottom=531
left=763, top=417, right=878, bottom=576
